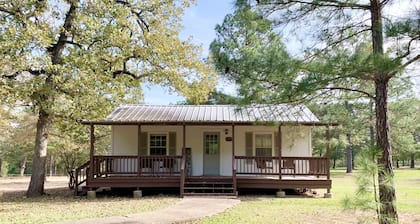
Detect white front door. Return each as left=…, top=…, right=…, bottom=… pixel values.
left=203, top=132, right=220, bottom=176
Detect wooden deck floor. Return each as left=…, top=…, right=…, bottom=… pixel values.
left=86, top=175, right=331, bottom=190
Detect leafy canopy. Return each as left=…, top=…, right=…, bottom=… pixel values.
left=0, top=0, right=217, bottom=122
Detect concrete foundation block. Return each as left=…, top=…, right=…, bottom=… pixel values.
left=324, top=192, right=332, bottom=198
left=87, top=191, right=96, bottom=199
left=133, top=190, right=143, bottom=198
left=276, top=190, right=286, bottom=198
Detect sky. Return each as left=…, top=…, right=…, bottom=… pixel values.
left=142, top=0, right=236, bottom=105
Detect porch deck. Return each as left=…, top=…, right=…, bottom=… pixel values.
left=72, top=155, right=331, bottom=196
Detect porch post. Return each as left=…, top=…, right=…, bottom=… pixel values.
left=278, top=125, right=282, bottom=180
left=326, top=125, right=331, bottom=193
left=88, top=124, right=95, bottom=185
left=180, top=124, right=186, bottom=197
left=183, top=124, right=186, bottom=151
left=232, top=124, right=237, bottom=192
left=137, top=124, right=142, bottom=176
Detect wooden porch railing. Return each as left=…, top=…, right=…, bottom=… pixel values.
left=234, top=156, right=329, bottom=177
left=71, top=161, right=90, bottom=195
left=93, top=155, right=183, bottom=177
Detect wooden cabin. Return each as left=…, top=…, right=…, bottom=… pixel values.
left=72, top=104, right=335, bottom=197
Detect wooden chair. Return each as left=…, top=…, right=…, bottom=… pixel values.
left=281, top=159, right=295, bottom=175
left=256, top=158, right=273, bottom=169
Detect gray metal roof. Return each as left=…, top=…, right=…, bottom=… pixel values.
left=102, top=104, right=320, bottom=124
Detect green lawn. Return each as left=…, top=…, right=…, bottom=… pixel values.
left=191, top=169, right=420, bottom=224
left=0, top=169, right=419, bottom=224
left=0, top=187, right=179, bottom=224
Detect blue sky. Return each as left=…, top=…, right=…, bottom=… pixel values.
left=142, top=0, right=236, bottom=105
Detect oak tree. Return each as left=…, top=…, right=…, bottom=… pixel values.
left=0, top=0, right=216, bottom=197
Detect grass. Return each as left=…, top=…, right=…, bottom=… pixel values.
left=0, top=169, right=419, bottom=224
left=190, top=169, right=420, bottom=224
left=0, top=183, right=179, bottom=224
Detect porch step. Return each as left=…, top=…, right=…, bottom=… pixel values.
left=183, top=192, right=237, bottom=197
left=183, top=179, right=235, bottom=196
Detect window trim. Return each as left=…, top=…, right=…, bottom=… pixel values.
left=148, top=133, right=169, bottom=156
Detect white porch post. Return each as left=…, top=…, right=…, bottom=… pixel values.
left=232, top=124, right=237, bottom=192
left=137, top=124, right=142, bottom=176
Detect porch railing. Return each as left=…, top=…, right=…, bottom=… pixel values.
left=71, top=161, right=89, bottom=195
left=234, top=156, right=329, bottom=177
left=93, top=155, right=183, bottom=177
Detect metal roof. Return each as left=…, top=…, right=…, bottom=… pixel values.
left=98, top=104, right=321, bottom=124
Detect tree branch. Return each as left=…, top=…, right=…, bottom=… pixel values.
left=115, top=0, right=150, bottom=33
left=258, top=0, right=370, bottom=10
left=318, top=87, right=375, bottom=99
left=47, top=1, right=78, bottom=65
left=66, top=40, right=82, bottom=48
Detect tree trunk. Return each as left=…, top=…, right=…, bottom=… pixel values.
left=410, top=154, right=415, bottom=168
left=370, top=0, right=398, bottom=222
left=396, top=159, right=399, bottom=168
left=20, top=156, right=27, bottom=177
left=333, top=159, right=336, bottom=169
left=26, top=109, right=51, bottom=197
left=369, top=101, right=375, bottom=148
left=346, top=133, right=352, bottom=173
left=375, top=79, right=398, bottom=224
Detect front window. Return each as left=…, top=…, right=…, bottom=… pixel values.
left=255, top=134, right=272, bottom=156
left=150, top=134, right=167, bottom=155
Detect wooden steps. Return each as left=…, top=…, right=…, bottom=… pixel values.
left=183, top=177, right=237, bottom=197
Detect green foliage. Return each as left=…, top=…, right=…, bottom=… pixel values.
left=343, top=146, right=382, bottom=222
left=182, top=90, right=240, bottom=105
left=385, top=18, right=420, bottom=38
left=0, top=1, right=217, bottom=194
left=210, top=2, right=300, bottom=104
left=0, top=0, right=216, bottom=121
left=389, top=97, right=420, bottom=161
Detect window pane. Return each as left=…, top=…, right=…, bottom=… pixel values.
left=256, top=148, right=271, bottom=156
left=205, top=134, right=219, bottom=155
left=255, top=134, right=272, bottom=156
left=150, top=134, right=167, bottom=155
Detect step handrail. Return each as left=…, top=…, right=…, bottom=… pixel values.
left=73, top=161, right=90, bottom=195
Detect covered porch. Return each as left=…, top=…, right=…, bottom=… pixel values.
left=72, top=122, right=334, bottom=197
left=70, top=104, right=337, bottom=197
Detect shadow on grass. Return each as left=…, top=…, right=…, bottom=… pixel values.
left=237, top=188, right=319, bottom=202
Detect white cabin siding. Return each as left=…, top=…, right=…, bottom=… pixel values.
left=111, top=125, right=312, bottom=176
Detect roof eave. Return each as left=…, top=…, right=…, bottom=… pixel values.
left=80, top=120, right=339, bottom=126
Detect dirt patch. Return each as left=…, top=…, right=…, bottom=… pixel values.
left=0, top=176, right=69, bottom=198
